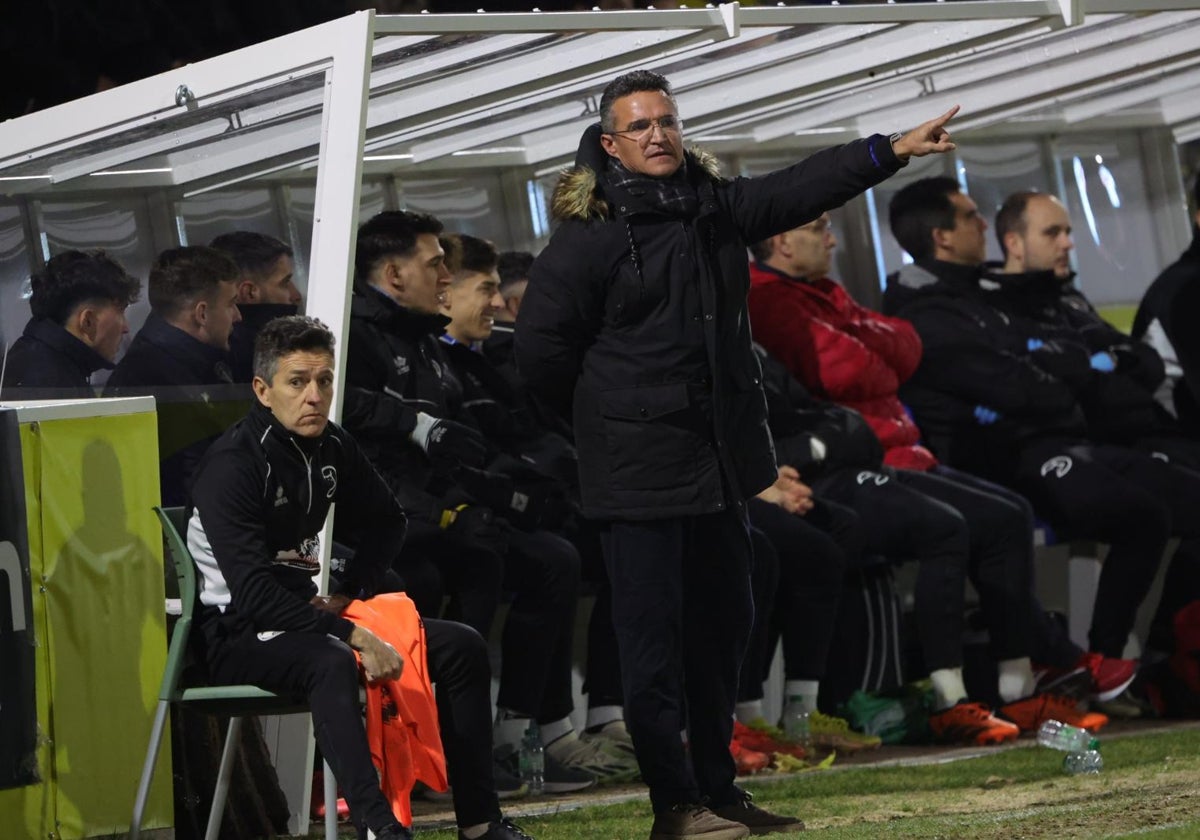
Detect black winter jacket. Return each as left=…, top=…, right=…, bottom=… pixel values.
left=1134, top=226, right=1200, bottom=429
left=984, top=267, right=1169, bottom=444
left=105, top=314, right=248, bottom=506
left=882, top=260, right=1086, bottom=482
left=516, top=125, right=904, bottom=519
left=753, top=343, right=884, bottom=482
left=342, top=288, right=462, bottom=522
left=1, top=317, right=110, bottom=399
left=189, top=401, right=407, bottom=652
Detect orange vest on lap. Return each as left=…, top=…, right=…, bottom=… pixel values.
left=343, top=594, right=448, bottom=825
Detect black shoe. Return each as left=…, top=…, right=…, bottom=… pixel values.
left=460, top=817, right=536, bottom=839
left=358, top=824, right=414, bottom=840
left=710, top=789, right=805, bottom=836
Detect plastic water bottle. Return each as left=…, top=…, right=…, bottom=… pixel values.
left=1036, top=719, right=1099, bottom=754
left=519, top=721, right=545, bottom=795
left=1063, top=749, right=1104, bottom=775
left=781, top=696, right=812, bottom=748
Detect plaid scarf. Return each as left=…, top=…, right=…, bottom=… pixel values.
left=605, top=157, right=698, bottom=218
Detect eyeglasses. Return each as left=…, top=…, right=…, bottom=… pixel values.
left=606, top=115, right=682, bottom=143
left=800, top=218, right=834, bottom=237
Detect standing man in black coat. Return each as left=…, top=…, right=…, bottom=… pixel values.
left=515, top=69, right=958, bottom=840
left=105, top=246, right=245, bottom=505
left=1, top=250, right=139, bottom=399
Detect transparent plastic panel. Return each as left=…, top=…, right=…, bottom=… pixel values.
left=0, top=199, right=32, bottom=366
left=958, top=140, right=1052, bottom=264
left=1055, top=135, right=1162, bottom=306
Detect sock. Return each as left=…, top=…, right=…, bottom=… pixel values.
left=929, top=667, right=968, bottom=711
left=494, top=708, right=531, bottom=748
left=586, top=705, right=624, bottom=730
left=460, top=823, right=490, bottom=840
left=784, top=679, right=821, bottom=714
left=997, top=657, right=1036, bottom=704
left=735, top=700, right=764, bottom=724
left=539, top=716, right=574, bottom=746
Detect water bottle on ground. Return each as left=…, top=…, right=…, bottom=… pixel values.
left=1063, top=749, right=1103, bottom=775
left=519, top=721, right=545, bottom=795
left=1036, top=719, right=1100, bottom=753
left=781, top=696, right=812, bottom=748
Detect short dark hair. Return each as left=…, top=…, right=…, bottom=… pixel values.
left=253, top=315, right=335, bottom=382
left=29, top=250, right=141, bottom=325
left=209, top=231, right=293, bottom=283
left=888, top=176, right=962, bottom=261
left=148, top=246, right=239, bottom=319
left=599, top=70, right=676, bottom=133
left=748, top=238, right=775, bottom=263
left=496, top=251, right=534, bottom=292
left=442, top=234, right=498, bottom=280
left=355, top=210, right=443, bottom=283
left=994, top=191, right=1042, bottom=257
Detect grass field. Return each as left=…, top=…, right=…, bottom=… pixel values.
left=399, top=725, right=1200, bottom=839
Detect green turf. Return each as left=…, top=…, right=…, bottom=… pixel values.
left=403, top=728, right=1200, bottom=839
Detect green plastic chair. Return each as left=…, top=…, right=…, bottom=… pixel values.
left=130, top=506, right=338, bottom=840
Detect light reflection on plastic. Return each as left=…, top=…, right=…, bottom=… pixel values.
left=1072, top=156, right=1102, bottom=246
left=1098, top=164, right=1121, bottom=208
left=527, top=180, right=548, bottom=240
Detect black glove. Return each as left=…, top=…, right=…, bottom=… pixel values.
left=411, top=413, right=492, bottom=471
left=440, top=504, right=510, bottom=554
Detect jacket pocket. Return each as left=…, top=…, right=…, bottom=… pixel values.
left=600, top=383, right=703, bottom=492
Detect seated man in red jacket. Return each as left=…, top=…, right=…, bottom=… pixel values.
left=747, top=215, right=1135, bottom=723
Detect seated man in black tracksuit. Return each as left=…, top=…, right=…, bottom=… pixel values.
left=480, top=249, right=532, bottom=375
left=1134, top=173, right=1200, bottom=434
left=883, top=177, right=1196, bottom=711
left=341, top=211, right=594, bottom=794
left=1, top=249, right=140, bottom=399
left=210, top=230, right=302, bottom=383
left=105, top=246, right=248, bottom=506
left=188, top=315, right=533, bottom=840
left=988, top=189, right=1200, bottom=659
left=437, top=233, right=637, bottom=783
left=750, top=341, right=1111, bottom=734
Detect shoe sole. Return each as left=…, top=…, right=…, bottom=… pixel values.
left=975, top=729, right=1020, bottom=746
left=649, top=828, right=750, bottom=840
left=543, top=779, right=598, bottom=794
left=811, top=736, right=880, bottom=753
left=1093, top=671, right=1137, bottom=703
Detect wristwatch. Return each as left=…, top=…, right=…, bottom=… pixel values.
left=890, top=130, right=910, bottom=166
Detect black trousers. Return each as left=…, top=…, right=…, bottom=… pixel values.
left=1012, top=439, right=1200, bottom=656
left=745, top=498, right=852, bottom=691
left=601, top=509, right=752, bottom=813
left=426, top=618, right=503, bottom=828
left=814, top=466, right=971, bottom=671
left=570, top=516, right=625, bottom=708
left=206, top=616, right=501, bottom=832
left=397, top=523, right=581, bottom=722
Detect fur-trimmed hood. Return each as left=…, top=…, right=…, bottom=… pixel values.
left=550, top=122, right=724, bottom=222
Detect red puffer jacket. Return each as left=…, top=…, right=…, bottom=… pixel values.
left=747, top=261, right=936, bottom=471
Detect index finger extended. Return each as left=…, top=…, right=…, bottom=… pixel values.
left=929, top=105, right=961, bottom=129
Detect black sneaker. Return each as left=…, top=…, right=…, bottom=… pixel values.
left=460, top=817, right=536, bottom=839
left=711, top=789, right=805, bottom=836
